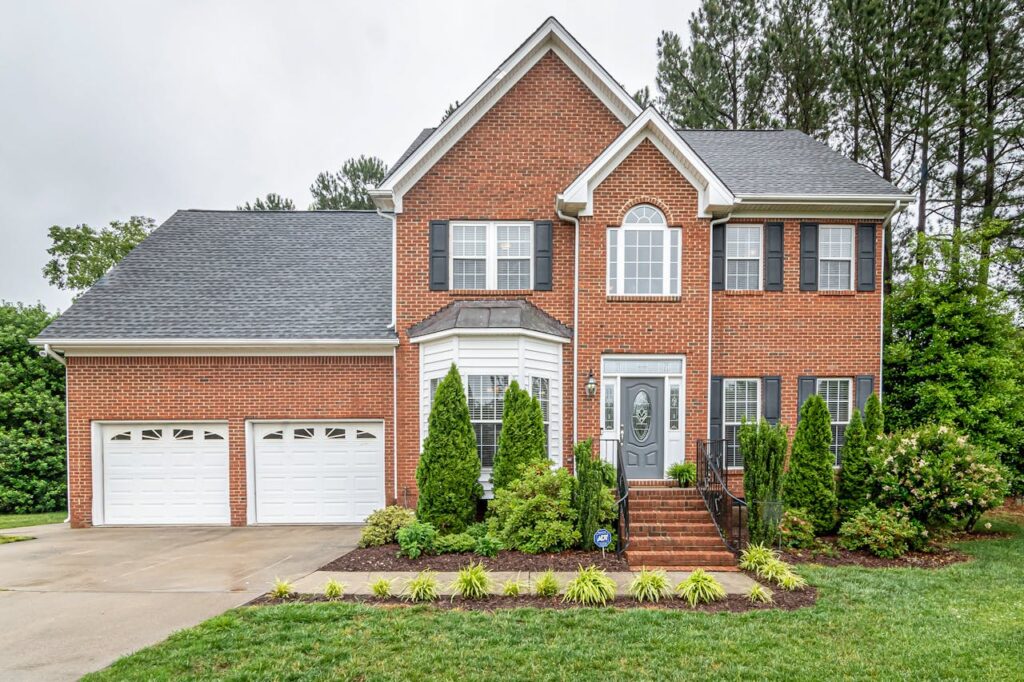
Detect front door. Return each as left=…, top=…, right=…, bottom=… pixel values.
left=621, top=378, right=664, bottom=479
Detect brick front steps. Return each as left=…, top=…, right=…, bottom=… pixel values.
left=625, top=481, right=737, bottom=571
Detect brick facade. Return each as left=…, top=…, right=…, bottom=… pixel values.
left=65, top=356, right=393, bottom=527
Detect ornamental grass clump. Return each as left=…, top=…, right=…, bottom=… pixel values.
left=403, top=571, right=439, bottom=602
left=450, top=562, right=492, bottom=600
left=533, top=570, right=560, bottom=597
left=502, top=577, right=526, bottom=597
left=322, top=579, right=345, bottom=600
left=628, top=568, right=670, bottom=603
left=269, top=578, right=294, bottom=599
left=563, top=565, right=617, bottom=606
left=675, top=569, right=726, bottom=606
left=370, top=577, right=395, bottom=598
left=747, top=583, right=774, bottom=604
left=738, top=543, right=779, bottom=572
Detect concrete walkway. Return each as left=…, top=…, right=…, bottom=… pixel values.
left=293, top=569, right=758, bottom=596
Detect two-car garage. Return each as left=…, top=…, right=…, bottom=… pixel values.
left=94, top=421, right=385, bottom=526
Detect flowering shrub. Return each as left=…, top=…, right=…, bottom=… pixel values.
left=838, top=505, right=924, bottom=558
left=777, top=508, right=816, bottom=549
left=871, top=424, right=1010, bottom=531
left=487, top=464, right=580, bottom=553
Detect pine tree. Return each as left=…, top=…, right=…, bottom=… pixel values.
left=741, top=419, right=789, bottom=544
left=491, top=381, right=547, bottom=492
left=863, top=392, right=884, bottom=441
left=416, top=364, right=481, bottom=533
left=837, top=409, right=870, bottom=519
left=309, top=155, right=388, bottom=210
left=237, top=193, right=295, bottom=211
left=784, top=394, right=837, bottom=533
left=764, top=0, right=833, bottom=139
left=655, top=0, right=774, bottom=129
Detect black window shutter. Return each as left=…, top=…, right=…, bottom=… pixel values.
left=711, top=224, right=726, bottom=290
left=710, top=376, right=724, bottom=440
left=763, top=376, right=782, bottom=425
left=856, top=375, right=874, bottom=412
left=764, top=222, right=784, bottom=291
left=857, top=223, right=877, bottom=291
left=534, top=221, right=553, bottom=291
left=797, top=376, right=817, bottom=420
left=429, top=220, right=449, bottom=291
left=800, top=223, right=818, bottom=291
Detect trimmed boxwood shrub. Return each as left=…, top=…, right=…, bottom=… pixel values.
left=434, top=532, right=477, bottom=554
left=488, top=463, right=580, bottom=553
left=416, top=364, right=482, bottom=533
left=784, top=394, right=838, bottom=533
left=491, top=381, right=547, bottom=492
left=838, top=505, right=922, bottom=558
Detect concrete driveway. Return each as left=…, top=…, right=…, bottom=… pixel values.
left=0, top=522, right=360, bottom=681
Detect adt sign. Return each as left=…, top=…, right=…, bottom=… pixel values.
left=593, top=528, right=612, bottom=549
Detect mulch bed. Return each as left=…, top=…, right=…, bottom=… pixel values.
left=321, top=545, right=630, bottom=572
left=779, top=536, right=971, bottom=569
left=249, top=588, right=816, bottom=613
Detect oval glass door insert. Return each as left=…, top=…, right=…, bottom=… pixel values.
left=632, top=390, right=651, bottom=442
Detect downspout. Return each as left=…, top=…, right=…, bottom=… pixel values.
left=878, top=200, right=904, bottom=400
left=377, top=206, right=399, bottom=503
left=555, top=199, right=580, bottom=454
left=41, top=344, right=70, bottom=523
left=707, top=211, right=733, bottom=440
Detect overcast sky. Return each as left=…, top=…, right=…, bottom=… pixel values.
left=0, top=0, right=699, bottom=313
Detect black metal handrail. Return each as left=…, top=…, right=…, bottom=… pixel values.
left=695, top=439, right=748, bottom=552
left=601, top=437, right=630, bottom=556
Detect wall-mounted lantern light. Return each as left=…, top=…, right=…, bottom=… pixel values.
left=585, top=371, right=598, bottom=397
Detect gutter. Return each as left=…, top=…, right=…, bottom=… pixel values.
left=40, top=344, right=69, bottom=523
left=29, top=337, right=400, bottom=347
left=556, top=197, right=580, bottom=454
left=376, top=205, right=400, bottom=504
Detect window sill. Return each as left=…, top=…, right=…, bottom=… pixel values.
left=449, top=289, right=533, bottom=297
left=817, top=290, right=857, bottom=296
left=721, top=290, right=766, bottom=297
left=606, top=295, right=681, bottom=303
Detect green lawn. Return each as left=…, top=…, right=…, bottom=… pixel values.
left=0, top=511, right=66, bottom=530
left=87, top=517, right=1024, bottom=681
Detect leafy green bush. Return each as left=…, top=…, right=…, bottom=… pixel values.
left=370, top=577, right=394, bottom=598
left=838, top=505, right=921, bottom=558
left=323, top=579, right=345, bottom=600
left=870, top=424, right=1010, bottom=531
left=533, top=570, right=559, bottom=597
left=837, top=409, right=871, bottom=520
left=502, top=578, right=525, bottom=597
left=667, top=462, right=697, bottom=487
left=573, top=440, right=617, bottom=548
left=434, top=532, right=476, bottom=554
left=403, top=571, right=439, bottom=602
left=778, top=508, right=816, bottom=549
left=563, top=565, right=617, bottom=606
left=269, top=578, right=294, bottom=599
left=738, top=543, right=779, bottom=572
left=450, top=562, right=492, bottom=600
left=487, top=463, right=580, bottom=553
left=358, top=506, right=416, bottom=548
left=747, top=583, right=773, bottom=604
left=784, top=395, right=838, bottom=533
left=416, top=364, right=482, bottom=533
left=492, top=381, right=547, bottom=492
left=628, top=568, right=669, bottom=603
left=397, top=521, right=438, bottom=559
left=740, top=418, right=788, bottom=544
left=465, top=522, right=488, bottom=540
left=473, top=534, right=502, bottom=558
left=675, top=569, right=726, bottom=606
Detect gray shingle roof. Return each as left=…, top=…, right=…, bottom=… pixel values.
left=676, top=129, right=905, bottom=197
left=36, top=210, right=395, bottom=341
left=381, top=127, right=435, bottom=184
left=408, top=299, right=572, bottom=340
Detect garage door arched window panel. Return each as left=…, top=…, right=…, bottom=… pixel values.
left=607, top=205, right=681, bottom=297
left=325, top=427, right=346, bottom=440
left=204, top=430, right=224, bottom=441
left=293, top=427, right=315, bottom=440
left=172, top=428, right=194, bottom=441
left=141, top=429, right=162, bottom=441
left=356, top=429, right=377, bottom=440
left=109, top=430, right=131, bottom=442
left=262, top=430, right=283, bottom=440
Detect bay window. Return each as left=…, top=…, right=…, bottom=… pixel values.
left=467, top=375, right=509, bottom=467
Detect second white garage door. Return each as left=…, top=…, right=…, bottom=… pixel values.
left=252, top=421, right=385, bottom=523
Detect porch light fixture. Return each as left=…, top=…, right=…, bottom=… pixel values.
left=585, top=371, right=598, bottom=397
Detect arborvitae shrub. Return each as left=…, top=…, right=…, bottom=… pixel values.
left=572, top=440, right=615, bottom=548
left=416, top=363, right=481, bottom=533
left=740, top=418, right=788, bottom=544
left=492, top=381, right=547, bottom=492
left=784, top=395, right=837, bottom=533
left=837, top=409, right=870, bottom=520
left=863, top=392, right=884, bottom=441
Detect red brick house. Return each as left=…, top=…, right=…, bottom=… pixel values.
left=34, top=18, right=910, bottom=553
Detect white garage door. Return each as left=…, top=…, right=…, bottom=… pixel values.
left=100, top=423, right=230, bottom=525
left=253, top=421, right=385, bottom=523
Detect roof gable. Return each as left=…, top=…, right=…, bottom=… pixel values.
left=372, top=17, right=641, bottom=213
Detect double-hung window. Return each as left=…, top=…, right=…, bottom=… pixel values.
left=451, top=222, right=532, bottom=290
left=819, top=226, right=854, bottom=290
left=607, top=205, right=681, bottom=296
left=723, top=379, right=759, bottom=468
left=467, top=375, right=509, bottom=467
left=725, top=225, right=761, bottom=290
left=530, top=377, right=550, bottom=449
left=817, top=378, right=851, bottom=466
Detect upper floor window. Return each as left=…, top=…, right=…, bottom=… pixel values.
left=726, top=225, right=761, bottom=290
left=451, top=222, right=532, bottom=290
left=607, top=205, right=681, bottom=296
left=819, top=226, right=853, bottom=290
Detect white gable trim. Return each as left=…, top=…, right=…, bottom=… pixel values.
left=371, top=17, right=641, bottom=214
left=559, top=108, right=735, bottom=219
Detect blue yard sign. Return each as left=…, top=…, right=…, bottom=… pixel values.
left=593, top=528, right=612, bottom=549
